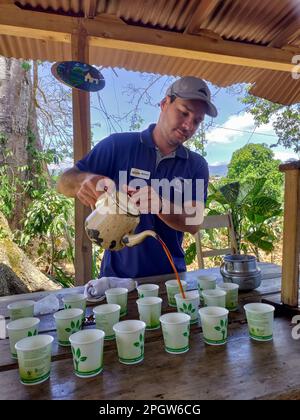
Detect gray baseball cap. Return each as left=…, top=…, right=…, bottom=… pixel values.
left=166, top=76, right=218, bottom=117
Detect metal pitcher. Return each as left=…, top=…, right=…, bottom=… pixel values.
left=220, top=254, right=262, bottom=290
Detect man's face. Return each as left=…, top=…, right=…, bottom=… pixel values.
left=159, top=96, right=206, bottom=148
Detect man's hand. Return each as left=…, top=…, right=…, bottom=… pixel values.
left=122, top=185, right=162, bottom=214
left=77, top=175, right=115, bottom=208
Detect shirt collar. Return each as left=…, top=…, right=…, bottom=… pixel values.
left=140, top=124, right=189, bottom=159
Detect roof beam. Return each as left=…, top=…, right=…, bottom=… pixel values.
left=0, top=5, right=73, bottom=43
left=0, top=5, right=297, bottom=73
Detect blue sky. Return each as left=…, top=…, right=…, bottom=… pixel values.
left=49, top=65, right=299, bottom=166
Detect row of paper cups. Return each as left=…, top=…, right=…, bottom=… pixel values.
left=6, top=298, right=275, bottom=385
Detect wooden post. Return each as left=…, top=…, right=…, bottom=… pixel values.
left=72, top=25, right=92, bottom=285
left=279, top=161, right=300, bottom=307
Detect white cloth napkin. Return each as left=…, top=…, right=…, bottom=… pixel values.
left=84, top=277, right=136, bottom=300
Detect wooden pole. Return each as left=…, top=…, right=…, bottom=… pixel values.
left=72, top=25, right=92, bottom=285
left=279, top=161, right=300, bottom=307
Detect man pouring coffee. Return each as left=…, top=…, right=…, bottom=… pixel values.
left=57, top=76, right=218, bottom=278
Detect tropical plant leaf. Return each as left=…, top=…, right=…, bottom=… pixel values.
left=236, top=178, right=266, bottom=205
left=254, top=196, right=281, bottom=214
left=247, top=178, right=267, bottom=200
left=206, top=191, right=230, bottom=206
left=206, top=209, right=223, bottom=216
left=219, top=182, right=240, bottom=204
left=184, top=242, right=196, bottom=265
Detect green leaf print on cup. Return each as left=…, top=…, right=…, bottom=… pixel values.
left=228, top=301, right=237, bottom=310
left=198, top=286, right=204, bottom=304
left=65, top=319, right=81, bottom=334
left=179, top=302, right=196, bottom=317
left=64, top=304, right=72, bottom=309
left=149, top=315, right=160, bottom=329
left=139, top=293, right=145, bottom=298
left=183, top=324, right=190, bottom=338
left=27, top=329, right=38, bottom=337
left=72, top=347, right=88, bottom=372
left=214, top=318, right=228, bottom=341
left=133, top=333, right=144, bottom=359
left=250, top=326, right=265, bottom=338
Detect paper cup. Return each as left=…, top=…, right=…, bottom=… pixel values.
left=136, top=297, right=162, bottom=330
left=7, top=300, right=35, bottom=321
left=7, top=317, right=40, bottom=359
left=196, top=275, right=217, bottom=305
left=165, top=280, right=187, bottom=307
left=113, top=320, right=146, bottom=364
left=199, top=306, right=229, bottom=345
left=54, top=308, right=83, bottom=346
left=93, top=304, right=121, bottom=340
left=202, top=289, right=226, bottom=308
left=63, top=293, right=86, bottom=312
left=15, top=334, right=53, bottom=385
left=244, top=303, right=275, bottom=341
left=217, top=283, right=239, bottom=311
left=137, top=284, right=159, bottom=298
left=105, top=288, right=128, bottom=317
left=175, top=290, right=200, bottom=324
left=159, top=312, right=190, bottom=354
left=69, top=329, right=105, bottom=378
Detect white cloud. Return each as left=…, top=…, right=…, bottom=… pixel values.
left=48, top=157, right=74, bottom=174
left=210, top=161, right=228, bottom=166
left=273, top=151, right=299, bottom=162
left=206, top=112, right=276, bottom=144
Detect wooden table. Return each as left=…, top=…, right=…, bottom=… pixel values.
left=1, top=263, right=300, bottom=400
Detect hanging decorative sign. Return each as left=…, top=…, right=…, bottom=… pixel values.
left=51, top=61, right=105, bottom=92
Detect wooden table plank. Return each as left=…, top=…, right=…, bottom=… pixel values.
left=1, top=264, right=299, bottom=400
left=0, top=318, right=299, bottom=400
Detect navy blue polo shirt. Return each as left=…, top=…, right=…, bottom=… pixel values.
left=76, top=124, right=209, bottom=278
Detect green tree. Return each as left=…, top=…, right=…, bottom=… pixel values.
left=241, top=91, right=300, bottom=154
left=226, top=143, right=284, bottom=199
left=206, top=178, right=282, bottom=259
left=19, top=190, right=75, bottom=287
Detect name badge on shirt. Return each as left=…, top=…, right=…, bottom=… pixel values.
left=130, top=168, right=151, bottom=180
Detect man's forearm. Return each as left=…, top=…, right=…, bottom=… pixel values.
left=157, top=200, right=204, bottom=235
left=57, top=167, right=89, bottom=197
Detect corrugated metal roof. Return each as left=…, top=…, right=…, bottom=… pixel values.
left=1, top=0, right=300, bottom=104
